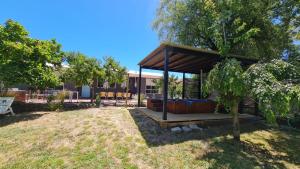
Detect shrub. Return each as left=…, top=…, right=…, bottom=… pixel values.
left=95, top=95, right=101, bottom=107
left=47, top=91, right=68, bottom=111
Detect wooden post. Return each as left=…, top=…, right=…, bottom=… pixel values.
left=198, top=73, right=201, bottom=99
left=138, top=66, right=142, bottom=107
left=125, top=73, right=129, bottom=106
left=200, top=69, right=203, bottom=99
left=163, top=48, right=169, bottom=120
left=182, top=73, right=185, bottom=99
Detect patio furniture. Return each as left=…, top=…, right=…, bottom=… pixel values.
left=100, top=92, right=107, bottom=99
left=107, top=92, right=114, bottom=99
left=0, top=97, right=15, bottom=115
left=116, top=92, right=123, bottom=99
left=124, top=92, right=131, bottom=99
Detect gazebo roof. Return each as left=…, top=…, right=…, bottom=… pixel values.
left=139, top=43, right=258, bottom=74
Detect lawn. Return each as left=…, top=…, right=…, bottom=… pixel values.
left=0, top=107, right=299, bottom=169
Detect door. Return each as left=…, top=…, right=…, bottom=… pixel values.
left=81, top=85, right=90, bottom=98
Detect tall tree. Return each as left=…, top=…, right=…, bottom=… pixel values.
left=103, top=56, right=127, bottom=87
left=205, top=58, right=300, bottom=141
left=154, top=0, right=300, bottom=141
left=103, top=56, right=127, bottom=104
left=0, top=19, right=64, bottom=90
left=62, top=52, right=104, bottom=102
left=153, top=0, right=299, bottom=60
left=205, top=59, right=246, bottom=141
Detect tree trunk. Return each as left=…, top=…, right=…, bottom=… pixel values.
left=115, top=83, right=117, bottom=106
left=125, top=75, right=129, bottom=106
left=232, top=100, right=240, bottom=142
left=90, top=86, right=94, bottom=103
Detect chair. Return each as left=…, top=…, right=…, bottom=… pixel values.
left=99, top=92, right=107, bottom=99
left=124, top=92, right=131, bottom=99
left=107, top=92, right=115, bottom=99
left=116, top=92, right=123, bottom=100
left=0, top=97, right=15, bottom=115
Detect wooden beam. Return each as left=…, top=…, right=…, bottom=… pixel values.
left=139, top=48, right=163, bottom=66
left=163, top=47, right=169, bottom=120
left=174, top=58, right=219, bottom=73
left=148, top=52, right=180, bottom=69
left=168, top=55, right=198, bottom=68
left=171, top=57, right=207, bottom=71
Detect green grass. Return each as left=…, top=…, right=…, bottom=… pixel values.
left=0, top=107, right=299, bottom=169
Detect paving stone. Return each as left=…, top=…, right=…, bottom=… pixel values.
left=182, top=126, right=192, bottom=132
left=189, top=124, right=203, bottom=130
left=171, top=127, right=182, bottom=133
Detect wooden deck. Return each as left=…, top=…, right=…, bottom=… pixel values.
left=135, top=107, right=259, bottom=128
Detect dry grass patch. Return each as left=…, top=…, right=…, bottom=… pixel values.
left=0, top=107, right=299, bottom=169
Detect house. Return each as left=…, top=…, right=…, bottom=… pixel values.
left=64, top=70, right=163, bottom=98
left=7, top=70, right=163, bottom=100
left=127, top=70, right=162, bottom=97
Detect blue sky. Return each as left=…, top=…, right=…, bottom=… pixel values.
left=0, top=0, right=160, bottom=71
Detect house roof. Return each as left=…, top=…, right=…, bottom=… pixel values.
left=138, top=42, right=258, bottom=74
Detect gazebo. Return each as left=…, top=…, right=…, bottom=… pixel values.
left=137, top=43, right=257, bottom=121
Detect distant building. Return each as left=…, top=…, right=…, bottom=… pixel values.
left=69, top=70, right=163, bottom=98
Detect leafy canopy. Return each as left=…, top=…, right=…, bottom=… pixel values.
left=154, top=0, right=299, bottom=60
left=0, top=19, right=64, bottom=89
left=205, top=59, right=245, bottom=108
left=62, top=52, right=103, bottom=87
left=103, top=56, right=127, bottom=86
left=205, top=59, right=300, bottom=124
left=244, top=60, right=300, bottom=123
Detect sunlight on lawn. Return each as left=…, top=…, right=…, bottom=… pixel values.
left=0, top=108, right=299, bottom=169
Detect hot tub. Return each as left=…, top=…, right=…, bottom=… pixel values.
left=147, top=98, right=217, bottom=114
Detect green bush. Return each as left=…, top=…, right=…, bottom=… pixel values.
left=95, top=95, right=101, bottom=107
left=47, top=91, right=67, bottom=111
left=57, top=91, right=67, bottom=104
left=47, top=95, right=55, bottom=103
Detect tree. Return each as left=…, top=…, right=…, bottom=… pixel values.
left=153, top=74, right=182, bottom=99
left=62, top=52, right=104, bottom=102
left=0, top=19, right=64, bottom=90
left=205, top=59, right=300, bottom=141
left=205, top=59, right=245, bottom=141
left=244, top=60, right=300, bottom=124
left=103, top=56, right=127, bottom=104
left=154, top=0, right=300, bottom=141
left=153, top=0, right=299, bottom=60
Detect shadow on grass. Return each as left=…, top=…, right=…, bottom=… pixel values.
left=202, top=130, right=300, bottom=169
left=12, top=101, right=98, bottom=114
left=0, top=112, right=45, bottom=127
left=127, top=108, right=264, bottom=147
left=128, top=108, right=300, bottom=168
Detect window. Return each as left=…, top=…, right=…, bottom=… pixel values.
left=146, top=85, right=159, bottom=94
